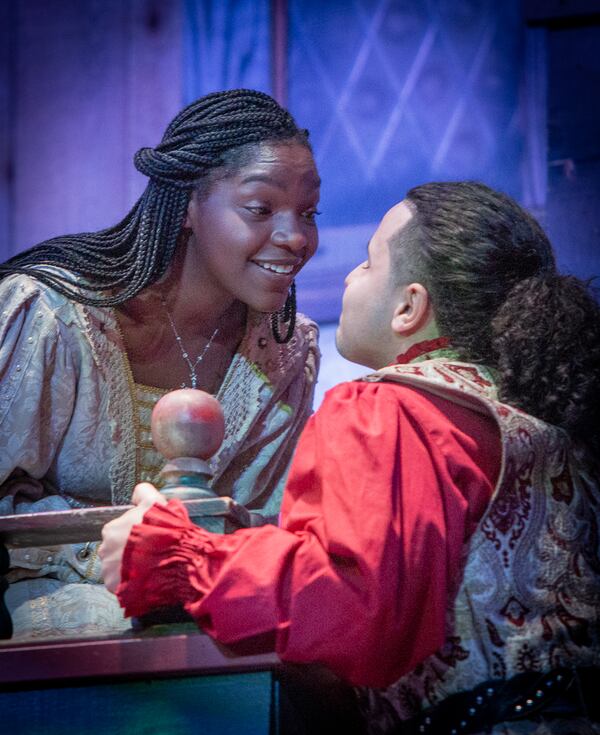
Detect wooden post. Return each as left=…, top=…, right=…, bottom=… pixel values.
left=271, top=0, right=288, bottom=106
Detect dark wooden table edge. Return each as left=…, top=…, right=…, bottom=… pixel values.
left=0, top=627, right=281, bottom=687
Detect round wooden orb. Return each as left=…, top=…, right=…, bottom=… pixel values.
left=151, top=389, right=225, bottom=461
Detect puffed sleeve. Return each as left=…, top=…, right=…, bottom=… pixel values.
left=0, top=276, right=77, bottom=513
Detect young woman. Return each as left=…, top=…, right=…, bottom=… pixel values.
left=0, top=89, right=321, bottom=639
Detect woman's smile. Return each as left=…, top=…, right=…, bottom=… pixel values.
left=251, top=260, right=296, bottom=275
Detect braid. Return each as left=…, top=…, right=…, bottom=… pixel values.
left=1, top=89, right=309, bottom=306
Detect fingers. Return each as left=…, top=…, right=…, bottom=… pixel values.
left=132, top=482, right=167, bottom=507
left=99, top=505, right=144, bottom=593
left=99, top=484, right=166, bottom=595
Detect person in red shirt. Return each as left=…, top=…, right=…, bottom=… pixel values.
left=100, top=182, right=600, bottom=735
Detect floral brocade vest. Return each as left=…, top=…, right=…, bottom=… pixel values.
left=357, top=358, right=600, bottom=730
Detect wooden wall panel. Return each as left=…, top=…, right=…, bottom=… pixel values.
left=125, top=0, right=183, bottom=205
left=14, top=0, right=128, bottom=250
left=8, top=0, right=181, bottom=257
left=0, top=2, right=15, bottom=258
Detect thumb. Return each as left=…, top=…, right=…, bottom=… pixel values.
left=131, top=482, right=168, bottom=508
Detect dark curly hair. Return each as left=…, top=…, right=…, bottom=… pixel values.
left=0, top=89, right=310, bottom=307
left=396, top=181, right=600, bottom=455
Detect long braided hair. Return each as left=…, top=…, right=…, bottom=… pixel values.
left=0, top=89, right=310, bottom=308
left=396, top=181, right=600, bottom=459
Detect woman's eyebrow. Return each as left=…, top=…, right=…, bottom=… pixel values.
left=240, top=174, right=285, bottom=189
left=240, top=172, right=321, bottom=190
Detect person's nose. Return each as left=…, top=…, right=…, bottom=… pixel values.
left=344, top=262, right=363, bottom=287
left=270, top=214, right=308, bottom=254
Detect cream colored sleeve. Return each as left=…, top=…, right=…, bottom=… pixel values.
left=0, top=275, right=77, bottom=513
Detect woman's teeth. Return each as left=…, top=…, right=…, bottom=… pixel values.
left=254, top=262, right=294, bottom=274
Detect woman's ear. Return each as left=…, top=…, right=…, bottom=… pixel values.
left=183, top=196, right=194, bottom=229
left=391, top=283, right=433, bottom=336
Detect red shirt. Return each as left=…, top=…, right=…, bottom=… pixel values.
left=118, top=381, right=500, bottom=687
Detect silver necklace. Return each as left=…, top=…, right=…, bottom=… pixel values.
left=162, top=299, right=219, bottom=389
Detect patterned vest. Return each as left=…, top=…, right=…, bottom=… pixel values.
left=357, top=359, right=600, bottom=730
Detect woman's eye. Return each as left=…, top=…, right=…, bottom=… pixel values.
left=245, top=205, right=271, bottom=216
left=361, top=261, right=370, bottom=270
left=302, top=209, right=321, bottom=224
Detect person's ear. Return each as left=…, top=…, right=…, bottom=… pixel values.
left=391, top=283, right=432, bottom=336
left=183, top=197, right=194, bottom=229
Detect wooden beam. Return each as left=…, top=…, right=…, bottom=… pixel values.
left=271, top=0, right=288, bottom=106
left=0, top=627, right=278, bottom=684
left=0, top=0, right=15, bottom=260
left=0, top=497, right=251, bottom=547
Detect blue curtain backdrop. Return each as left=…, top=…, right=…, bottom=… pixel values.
left=182, top=0, right=271, bottom=103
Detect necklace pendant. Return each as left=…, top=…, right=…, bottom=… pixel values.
left=162, top=298, right=219, bottom=394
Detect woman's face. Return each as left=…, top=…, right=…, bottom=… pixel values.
left=182, top=142, right=321, bottom=314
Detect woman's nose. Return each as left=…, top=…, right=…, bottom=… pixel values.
left=271, top=218, right=308, bottom=253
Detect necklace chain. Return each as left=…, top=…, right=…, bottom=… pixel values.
left=162, top=299, right=219, bottom=390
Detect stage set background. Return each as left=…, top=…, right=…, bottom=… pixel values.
left=1, top=0, right=599, bottom=404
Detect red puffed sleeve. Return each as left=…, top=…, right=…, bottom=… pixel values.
left=117, top=381, right=499, bottom=686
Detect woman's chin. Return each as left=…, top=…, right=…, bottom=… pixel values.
left=249, top=292, right=288, bottom=314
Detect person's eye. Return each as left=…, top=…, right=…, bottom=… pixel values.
left=302, top=208, right=321, bottom=224
left=361, top=261, right=370, bottom=270
left=245, top=205, right=271, bottom=216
